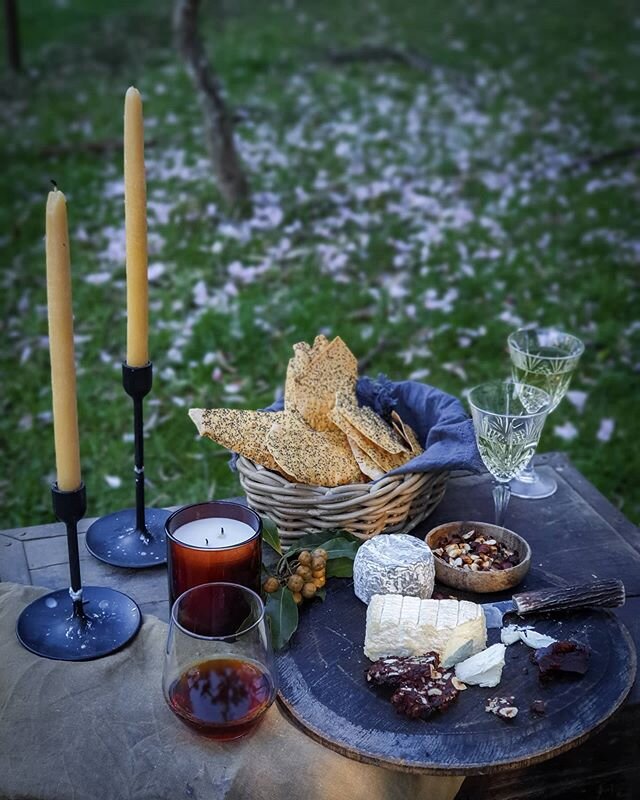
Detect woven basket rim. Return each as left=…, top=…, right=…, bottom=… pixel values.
left=235, top=454, right=440, bottom=492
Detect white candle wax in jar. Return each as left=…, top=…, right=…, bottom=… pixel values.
left=172, top=518, right=256, bottom=549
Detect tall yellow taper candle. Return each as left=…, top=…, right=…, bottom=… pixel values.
left=46, top=189, right=82, bottom=492
left=124, top=86, right=149, bottom=367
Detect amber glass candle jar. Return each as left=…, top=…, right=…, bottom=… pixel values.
left=166, top=501, right=262, bottom=607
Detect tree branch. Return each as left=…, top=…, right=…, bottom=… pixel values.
left=173, top=0, right=251, bottom=216
left=566, top=145, right=640, bottom=171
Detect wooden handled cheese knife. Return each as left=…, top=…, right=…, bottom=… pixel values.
left=481, top=579, right=625, bottom=629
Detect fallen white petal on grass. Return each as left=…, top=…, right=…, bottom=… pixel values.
left=565, top=390, right=588, bottom=413
left=554, top=421, right=578, bottom=441
left=596, top=418, right=615, bottom=442
left=84, top=272, right=112, bottom=285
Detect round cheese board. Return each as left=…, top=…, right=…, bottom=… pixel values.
left=275, top=577, right=636, bottom=775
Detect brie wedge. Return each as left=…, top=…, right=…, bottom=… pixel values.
left=455, top=643, right=506, bottom=688
left=363, top=594, right=486, bottom=666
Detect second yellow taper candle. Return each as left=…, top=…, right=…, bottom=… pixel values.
left=124, top=86, right=149, bottom=367
left=46, top=189, right=82, bottom=492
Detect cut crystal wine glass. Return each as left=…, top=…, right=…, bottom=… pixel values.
left=468, top=380, right=551, bottom=527
left=508, top=328, right=584, bottom=499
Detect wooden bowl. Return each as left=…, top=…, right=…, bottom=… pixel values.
left=425, top=521, right=531, bottom=593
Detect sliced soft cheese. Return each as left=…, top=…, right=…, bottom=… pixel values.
left=364, top=594, right=486, bottom=664
left=455, top=643, right=506, bottom=688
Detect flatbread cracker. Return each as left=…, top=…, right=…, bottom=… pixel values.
left=334, top=391, right=409, bottom=455
left=287, top=337, right=358, bottom=431
left=348, top=438, right=385, bottom=480
left=189, top=408, right=285, bottom=472
left=330, top=408, right=410, bottom=473
left=391, top=410, right=423, bottom=455
left=265, top=412, right=362, bottom=486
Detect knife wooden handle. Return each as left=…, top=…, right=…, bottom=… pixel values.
left=512, top=579, right=625, bottom=616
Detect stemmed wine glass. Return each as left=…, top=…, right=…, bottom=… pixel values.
left=468, top=380, right=551, bottom=527
left=508, top=328, right=584, bottom=499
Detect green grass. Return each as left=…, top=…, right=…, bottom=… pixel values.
left=1, top=0, right=639, bottom=527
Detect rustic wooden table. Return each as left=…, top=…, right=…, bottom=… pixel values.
left=1, top=453, right=639, bottom=799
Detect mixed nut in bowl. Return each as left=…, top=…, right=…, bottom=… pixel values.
left=425, top=521, right=531, bottom=593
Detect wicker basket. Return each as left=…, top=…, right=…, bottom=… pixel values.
left=236, top=455, right=448, bottom=547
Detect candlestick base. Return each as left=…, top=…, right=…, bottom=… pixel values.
left=16, top=585, right=141, bottom=662
left=85, top=506, right=171, bottom=568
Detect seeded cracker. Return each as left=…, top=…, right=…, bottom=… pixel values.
left=348, top=438, right=386, bottom=480
left=188, top=408, right=285, bottom=473
left=332, top=408, right=410, bottom=473
left=287, top=337, right=358, bottom=431
left=334, top=391, right=409, bottom=455
left=284, top=340, right=319, bottom=410
left=266, top=411, right=363, bottom=486
left=391, top=411, right=423, bottom=455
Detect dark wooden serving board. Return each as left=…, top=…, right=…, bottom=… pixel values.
left=275, top=578, right=636, bottom=775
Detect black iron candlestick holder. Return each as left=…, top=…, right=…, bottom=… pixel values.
left=85, top=362, right=170, bottom=568
left=16, top=483, right=142, bottom=661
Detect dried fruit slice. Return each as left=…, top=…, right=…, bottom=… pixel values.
left=189, top=408, right=285, bottom=472
left=265, top=411, right=363, bottom=486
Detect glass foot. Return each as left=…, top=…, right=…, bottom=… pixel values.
left=85, top=507, right=171, bottom=568
left=16, top=586, right=141, bottom=661
left=510, top=468, right=557, bottom=499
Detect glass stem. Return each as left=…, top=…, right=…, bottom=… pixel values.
left=493, top=483, right=511, bottom=527
left=516, top=458, right=537, bottom=484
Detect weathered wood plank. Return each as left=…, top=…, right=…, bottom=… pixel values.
left=24, top=532, right=92, bottom=570
left=0, top=535, right=31, bottom=584
left=1, top=517, right=93, bottom=542
left=418, top=464, right=640, bottom=596
left=28, top=560, right=167, bottom=606
left=457, top=705, right=640, bottom=799
left=553, top=458, right=640, bottom=556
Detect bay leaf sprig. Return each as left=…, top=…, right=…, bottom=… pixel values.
left=262, top=526, right=363, bottom=650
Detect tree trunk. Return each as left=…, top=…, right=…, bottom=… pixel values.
left=4, top=0, right=21, bottom=72
left=173, top=0, right=251, bottom=216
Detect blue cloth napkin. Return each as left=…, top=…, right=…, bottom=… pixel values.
left=233, top=374, right=483, bottom=476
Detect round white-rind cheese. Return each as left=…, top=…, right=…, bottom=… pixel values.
left=353, top=533, right=435, bottom=604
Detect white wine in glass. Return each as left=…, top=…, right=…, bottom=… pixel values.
left=468, top=380, right=551, bottom=526
left=508, top=328, right=584, bottom=498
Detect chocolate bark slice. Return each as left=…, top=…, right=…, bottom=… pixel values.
left=532, top=640, right=591, bottom=681
left=390, top=670, right=461, bottom=719
left=366, top=653, right=440, bottom=688
left=367, top=653, right=463, bottom=719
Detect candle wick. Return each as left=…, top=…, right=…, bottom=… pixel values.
left=221, top=527, right=225, bottom=537
left=50, top=179, right=58, bottom=191
left=205, top=538, right=208, bottom=545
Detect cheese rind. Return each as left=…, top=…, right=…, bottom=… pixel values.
left=353, top=534, right=435, bottom=604
left=364, top=594, right=487, bottom=663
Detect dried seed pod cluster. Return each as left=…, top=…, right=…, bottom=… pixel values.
left=432, top=529, right=520, bottom=572
left=263, top=548, right=328, bottom=605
